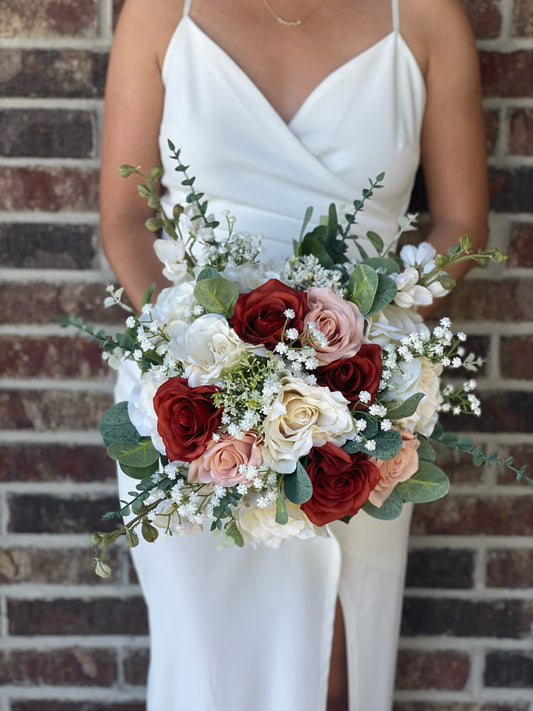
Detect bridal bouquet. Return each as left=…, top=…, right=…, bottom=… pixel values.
left=65, top=142, right=525, bottom=576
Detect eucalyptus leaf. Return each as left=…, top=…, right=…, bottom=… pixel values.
left=363, top=488, right=403, bottom=520
left=416, top=435, right=436, bottom=463
left=365, top=230, right=384, bottom=253
left=362, top=273, right=398, bottom=318
left=225, top=519, right=244, bottom=547
left=365, top=428, right=403, bottom=460
left=194, top=276, right=239, bottom=316
left=275, top=495, right=289, bottom=525
left=396, top=461, right=450, bottom=503
left=120, top=460, right=160, bottom=480
left=348, top=264, right=378, bottom=314
left=342, top=439, right=364, bottom=455
left=99, top=402, right=140, bottom=447
left=360, top=256, right=401, bottom=275
left=352, top=413, right=379, bottom=439
left=284, top=461, right=313, bottom=504
left=196, top=266, right=220, bottom=282
left=387, top=393, right=425, bottom=421
left=107, top=439, right=160, bottom=467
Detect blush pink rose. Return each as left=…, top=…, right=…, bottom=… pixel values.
left=187, top=433, right=262, bottom=487
left=304, top=287, right=365, bottom=365
left=368, top=430, right=420, bottom=507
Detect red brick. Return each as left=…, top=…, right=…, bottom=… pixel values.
left=0, top=389, right=112, bottom=431
left=8, top=597, right=148, bottom=635
left=509, top=109, right=533, bottom=156
left=0, top=49, right=107, bottom=98
left=0, top=223, right=97, bottom=269
left=0, top=547, right=119, bottom=584
left=480, top=51, right=533, bottom=97
left=0, top=648, right=116, bottom=686
left=396, top=650, right=470, bottom=690
left=8, top=494, right=119, bottom=533
left=484, top=109, right=499, bottom=156
left=500, top=336, right=533, bottom=379
left=495, top=444, right=533, bottom=485
left=123, top=648, right=149, bottom=686
left=1, top=282, right=122, bottom=325
left=514, top=0, right=533, bottom=37
left=489, top=167, right=533, bottom=212
left=434, top=444, right=487, bottom=485
left=431, top=279, right=533, bottom=322
left=406, top=548, right=474, bottom=589
left=485, top=650, right=533, bottom=687
left=0, top=167, right=98, bottom=211
left=0, top=109, right=94, bottom=158
left=411, top=497, right=533, bottom=536
left=0, top=444, right=115, bottom=482
left=0, top=336, right=108, bottom=379
left=401, top=597, right=533, bottom=638
left=0, top=0, right=96, bottom=38
left=463, top=0, right=502, bottom=39
left=508, top=223, right=533, bottom=269
left=487, top=550, right=533, bottom=589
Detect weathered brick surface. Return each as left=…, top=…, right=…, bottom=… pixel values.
left=7, top=494, right=119, bottom=533
left=0, top=167, right=99, bottom=211
left=396, top=650, right=470, bottom=690
left=1, top=0, right=97, bottom=38
left=0, top=389, right=112, bottom=431
left=480, top=52, right=533, bottom=97
left=500, top=336, right=533, bottom=379
left=513, top=0, right=533, bottom=36
left=0, top=648, right=116, bottom=686
left=508, top=109, right=533, bottom=156
left=486, top=550, right=533, bottom=589
left=0, top=444, right=115, bottom=482
left=123, top=648, right=149, bottom=686
left=0, top=110, right=94, bottom=158
left=489, top=167, right=533, bottom=212
left=8, top=597, right=148, bottom=635
left=508, top=223, right=533, bottom=269
left=411, top=497, right=533, bottom=536
left=0, top=223, right=97, bottom=269
left=0, top=547, right=118, bottom=584
left=0, top=50, right=107, bottom=98
left=438, top=391, right=533, bottom=434
left=463, top=0, right=502, bottom=39
left=405, top=549, right=474, bottom=589
left=495, top=444, right=533, bottom=485
left=484, top=651, right=533, bottom=687
left=0, top=336, right=108, bottom=379
left=401, top=598, right=533, bottom=638
left=484, top=109, right=499, bottom=156
left=431, top=279, right=533, bottom=322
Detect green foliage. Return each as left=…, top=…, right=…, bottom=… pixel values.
left=224, top=518, right=244, bottom=547
left=361, top=273, right=397, bottom=317
left=367, top=429, right=403, bottom=460
left=396, top=461, right=450, bottom=503
left=194, top=276, right=239, bottom=316
left=99, top=402, right=140, bottom=447
left=348, top=264, right=379, bottom=314
left=275, top=494, right=289, bottom=525
left=107, top=438, right=160, bottom=468
left=387, top=393, right=425, bottom=421
left=284, top=460, right=313, bottom=504
left=363, top=489, right=403, bottom=520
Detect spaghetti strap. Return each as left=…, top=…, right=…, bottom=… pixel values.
left=391, top=0, right=400, bottom=31
left=182, top=0, right=192, bottom=17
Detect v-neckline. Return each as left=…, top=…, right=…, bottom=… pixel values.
left=182, top=15, right=398, bottom=127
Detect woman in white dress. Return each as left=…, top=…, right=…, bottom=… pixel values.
left=100, top=1, right=488, bottom=709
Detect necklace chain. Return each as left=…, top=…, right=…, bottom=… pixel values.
left=261, top=0, right=325, bottom=27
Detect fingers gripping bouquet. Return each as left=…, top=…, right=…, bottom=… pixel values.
left=68, top=142, right=519, bottom=576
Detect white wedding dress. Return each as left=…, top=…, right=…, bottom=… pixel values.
left=115, top=1, right=426, bottom=709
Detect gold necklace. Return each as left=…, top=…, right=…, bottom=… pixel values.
left=261, top=0, right=325, bottom=27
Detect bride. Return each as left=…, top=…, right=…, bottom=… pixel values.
left=99, top=1, right=488, bottom=709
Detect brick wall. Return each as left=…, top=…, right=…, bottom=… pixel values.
left=0, top=1, right=531, bottom=709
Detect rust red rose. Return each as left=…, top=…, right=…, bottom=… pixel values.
left=230, top=278, right=308, bottom=349
left=314, top=343, right=382, bottom=409
left=301, top=442, right=380, bottom=526
left=153, top=377, right=223, bottom=462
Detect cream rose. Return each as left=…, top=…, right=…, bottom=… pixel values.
left=367, top=305, right=428, bottom=347
left=262, top=376, right=356, bottom=473
left=239, top=501, right=316, bottom=548
left=150, top=280, right=196, bottom=325
left=385, top=356, right=443, bottom=437
left=369, top=430, right=420, bottom=507
left=166, top=313, right=244, bottom=386
left=187, top=433, right=262, bottom=486
left=127, top=367, right=167, bottom=454
left=304, top=287, right=365, bottom=364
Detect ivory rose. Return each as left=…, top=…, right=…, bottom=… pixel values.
left=239, top=500, right=315, bottom=548
left=188, top=433, right=262, bottom=486
left=369, top=430, right=420, bottom=507
left=127, top=367, right=167, bottom=455
left=368, top=304, right=428, bottom=347
left=262, top=376, right=356, bottom=474
left=304, top=287, right=365, bottom=365
left=385, top=357, right=443, bottom=436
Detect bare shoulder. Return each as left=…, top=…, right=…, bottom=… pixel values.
left=113, top=0, right=184, bottom=67
left=399, top=0, right=477, bottom=76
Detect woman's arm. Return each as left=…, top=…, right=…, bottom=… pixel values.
left=404, top=0, right=489, bottom=315
left=100, top=0, right=182, bottom=312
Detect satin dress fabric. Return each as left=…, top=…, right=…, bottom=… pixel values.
left=115, top=2, right=426, bottom=708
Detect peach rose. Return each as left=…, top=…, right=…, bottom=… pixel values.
left=305, top=287, right=365, bottom=365
left=368, top=430, right=420, bottom=507
left=187, top=433, right=262, bottom=487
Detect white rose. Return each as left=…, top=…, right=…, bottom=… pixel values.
left=368, top=305, right=429, bottom=347
left=150, top=280, right=197, bottom=325
left=239, top=501, right=316, bottom=548
left=221, top=261, right=282, bottom=292
left=262, top=376, right=356, bottom=473
left=385, top=356, right=443, bottom=436
left=128, top=367, right=167, bottom=454
left=166, top=313, right=244, bottom=386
